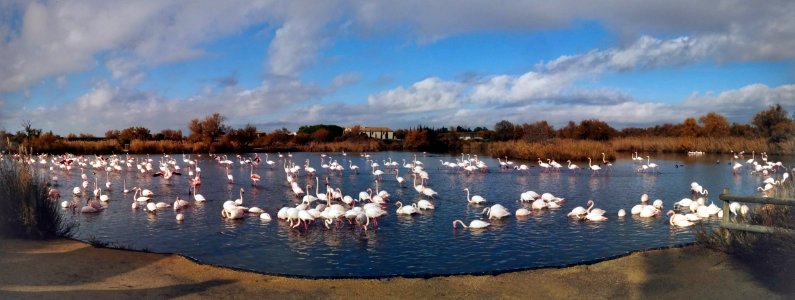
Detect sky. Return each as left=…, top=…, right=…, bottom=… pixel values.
left=0, top=0, right=794, bottom=136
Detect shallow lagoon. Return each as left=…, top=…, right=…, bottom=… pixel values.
left=55, top=152, right=788, bottom=278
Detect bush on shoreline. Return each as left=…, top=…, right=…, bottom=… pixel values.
left=696, top=181, right=795, bottom=294
left=0, top=153, right=76, bottom=239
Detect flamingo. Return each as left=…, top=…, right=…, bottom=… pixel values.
left=98, top=188, right=110, bottom=202
left=421, top=186, right=438, bottom=198
left=293, top=209, right=315, bottom=230
left=315, top=177, right=329, bottom=205
left=222, top=205, right=246, bottom=219
left=417, top=199, right=435, bottom=210
left=667, top=210, right=694, bottom=227
left=601, top=152, right=613, bottom=170
left=349, top=161, right=359, bottom=174
left=538, top=158, right=551, bottom=172
left=516, top=207, right=532, bottom=217
left=174, top=196, right=190, bottom=210
left=691, top=182, right=708, bottom=195
left=452, top=219, right=490, bottom=230
left=639, top=205, right=661, bottom=218
left=358, top=188, right=372, bottom=203
left=395, top=201, right=419, bottom=215
left=226, top=167, right=233, bottom=184
left=411, top=174, right=424, bottom=193
left=363, top=204, right=387, bottom=230
left=234, top=188, right=245, bottom=206
left=566, top=160, right=580, bottom=175
left=80, top=197, right=101, bottom=213
left=260, top=212, right=272, bottom=221
left=122, top=178, right=129, bottom=194
left=732, top=162, right=743, bottom=174
left=586, top=200, right=606, bottom=216
left=482, top=204, right=511, bottom=219
left=458, top=188, right=484, bottom=205
left=193, top=185, right=206, bottom=202
left=568, top=201, right=588, bottom=218
left=250, top=165, right=261, bottom=186
left=395, top=169, right=405, bottom=187
left=587, top=157, right=601, bottom=175
left=372, top=167, right=385, bottom=180
left=646, top=156, right=659, bottom=173
left=746, top=151, right=755, bottom=164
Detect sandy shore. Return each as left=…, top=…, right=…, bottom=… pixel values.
left=0, top=238, right=788, bottom=299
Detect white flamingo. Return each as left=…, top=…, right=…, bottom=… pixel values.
left=567, top=160, right=580, bottom=175
left=464, top=188, right=486, bottom=204
left=516, top=207, right=531, bottom=217
left=587, top=157, right=601, bottom=176
left=482, top=204, right=511, bottom=219
left=234, top=188, right=245, bottom=206
left=646, top=156, right=659, bottom=173
left=395, top=169, right=405, bottom=187
left=668, top=210, right=694, bottom=227
left=193, top=185, right=206, bottom=202
left=395, top=201, right=419, bottom=215
left=601, top=152, right=613, bottom=170
left=416, top=199, right=435, bottom=210
left=452, top=219, right=490, bottom=229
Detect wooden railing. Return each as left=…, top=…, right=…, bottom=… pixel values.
left=719, top=188, right=795, bottom=234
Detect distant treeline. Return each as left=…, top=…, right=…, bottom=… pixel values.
left=1, top=105, right=793, bottom=160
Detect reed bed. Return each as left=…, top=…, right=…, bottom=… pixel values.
left=0, top=154, right=76, bottom=239
left=298, top=140, right=384, bottom=153
left=128, top=140, right=206, bottom=154
left=611, top=137, right=774, bottom=154
left=59, top=140, right=123, bottom=154
left=488, top=139, right=616, bottom=162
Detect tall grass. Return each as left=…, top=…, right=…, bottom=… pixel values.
left=300, top=140, right=384, bottom=153
left=128, top=140, right=207, bottom=154
left=0, top=152, right=76, bottom=239
left=488, top=139, right=615, bottom=161
left=696, top=180, right=795, bottom=294
left=611, top=137, right=775, bottom=154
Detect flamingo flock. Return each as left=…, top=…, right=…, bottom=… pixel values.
left=12, top=149, right=790, bottom=237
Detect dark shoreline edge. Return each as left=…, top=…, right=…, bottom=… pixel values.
left=66, top=236, right=696, bottom=280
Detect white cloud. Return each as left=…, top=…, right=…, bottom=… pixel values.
left=353, top=1, right=795, bottom=61
left=331, top=73, right=361, bottom=89
left=682, top=84, right=795, bottom=121
left=6, top=77, right=325, bottom=135
left=1, top=1, right=793, bottom=134
left=367, top=77, right=464, bottom=114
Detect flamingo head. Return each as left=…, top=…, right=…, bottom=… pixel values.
left=666, top=210, right=675, bottom=216
left=586, top=200, right=593, bottom=206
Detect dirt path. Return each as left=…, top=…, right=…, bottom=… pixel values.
left=0, top=238, right=787, bottom=299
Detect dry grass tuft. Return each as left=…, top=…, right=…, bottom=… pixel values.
left=0, top=151, right=76, bottom=239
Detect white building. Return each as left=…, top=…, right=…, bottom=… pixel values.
left=345, top=126, right=395, bottom=140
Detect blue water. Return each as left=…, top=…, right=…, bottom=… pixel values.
left=46, top=152, right=789, bottom=278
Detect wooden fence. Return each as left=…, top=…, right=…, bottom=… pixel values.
left=719, top=188, right=795, bottom=234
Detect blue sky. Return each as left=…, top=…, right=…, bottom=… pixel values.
left=0, top=1, right=793, bottom=135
